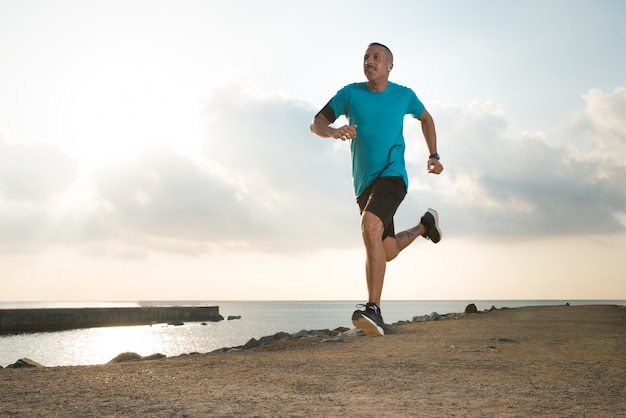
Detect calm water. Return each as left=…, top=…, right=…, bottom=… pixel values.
left=1, top=300, right=623, bottom=367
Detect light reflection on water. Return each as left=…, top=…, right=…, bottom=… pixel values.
left=64, top=326, right=164, bottom=365
left=2, top=322, right=232, bottom=367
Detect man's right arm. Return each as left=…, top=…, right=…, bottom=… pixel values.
left=310, top=114, right=335, bottom=138
left=310, top=112, right=357, bottom=141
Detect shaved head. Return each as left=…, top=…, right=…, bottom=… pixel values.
left=368, top=42, right=393, bottom=62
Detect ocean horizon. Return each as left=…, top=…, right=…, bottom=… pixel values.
left=2, top=300, right=624, bottom=368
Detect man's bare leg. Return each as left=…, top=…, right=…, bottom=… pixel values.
left=383, top=222, right=426, bottom=262
left=355, top=209, right=440, bottom=336
left=361, top=211, right=387, bottom=306
left=362, top=212, right=430, bottom=305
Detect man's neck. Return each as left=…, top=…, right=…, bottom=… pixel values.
left=367, top=79, right=388, bottom=92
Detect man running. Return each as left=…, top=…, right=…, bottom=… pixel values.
left=309, top=42, right=444, bottom=336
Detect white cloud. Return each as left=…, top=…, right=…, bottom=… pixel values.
left=87, top=76, right=359, bottom=253
left=0, top=137, right=86, bottom=252
left=93, top=80, right=626, bottom=254
left=571, top=87, right=626, bottom=166
left=2, top=79, right=625, bottom=257
left=400, top=93, right=626, bottom=239
left=0, top=136, right=78, bottom=202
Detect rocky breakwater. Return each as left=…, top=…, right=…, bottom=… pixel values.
left=0, top=306, right=223, bottom=334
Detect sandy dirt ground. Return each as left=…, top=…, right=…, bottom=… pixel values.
left=1, top=304, right=624, bottom=417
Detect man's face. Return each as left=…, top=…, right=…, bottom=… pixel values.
left=363, top=45, right=392, bottom=82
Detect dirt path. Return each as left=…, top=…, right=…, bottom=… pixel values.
left=1, top=304, right=624, bottom=417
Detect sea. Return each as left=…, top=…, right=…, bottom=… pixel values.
left=1, top=300, right=623, bottom=368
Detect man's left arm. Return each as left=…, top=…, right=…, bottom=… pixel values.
left=418, top=109, right=444, bottom=175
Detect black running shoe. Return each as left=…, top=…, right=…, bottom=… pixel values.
left=420, top=208, right=442, bottom=243
left=352, top=303, right=385, bottom=336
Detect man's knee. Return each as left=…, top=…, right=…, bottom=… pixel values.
left=361, top=211, right=383, bottom=239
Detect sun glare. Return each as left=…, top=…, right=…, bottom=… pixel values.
left=69, top=62, right=185, bottom=163
left=40, top=37, right=203, bottom=172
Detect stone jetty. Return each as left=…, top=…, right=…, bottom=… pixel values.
left=0, top=306, right=223, bottom=334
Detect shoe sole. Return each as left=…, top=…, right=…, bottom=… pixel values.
left=427, top=208, right=442, bottom=243
left=352, top=314, right=384, bottom=337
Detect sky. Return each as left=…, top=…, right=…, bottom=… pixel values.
left=1, top=0, right=625, bottom=302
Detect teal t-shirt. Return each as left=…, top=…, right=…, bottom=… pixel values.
left=328, top=82, right=425, bottom=197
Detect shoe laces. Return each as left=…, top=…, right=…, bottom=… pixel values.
left=356, top=302, right=380, bottom=314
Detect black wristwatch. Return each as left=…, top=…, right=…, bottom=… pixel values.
left=429, top=153, right=440, bottom=160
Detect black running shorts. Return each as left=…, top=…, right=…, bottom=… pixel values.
left=356, top=176, right=407, bottom=239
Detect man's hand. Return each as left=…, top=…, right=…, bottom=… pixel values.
left=310, top=114, right=357, bottom=141
left=427, top=158, right=444, bottom=174
left=333, top=124, right=357, bottom=141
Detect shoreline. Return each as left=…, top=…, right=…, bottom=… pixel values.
left=1, top=304, right=624, bottom=416
left=2, top=305, right=472, bottom=368
left=1, top=302, right=622, bottom=369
